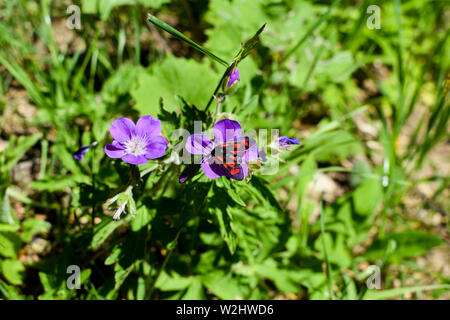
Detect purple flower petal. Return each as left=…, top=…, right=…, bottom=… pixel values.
left=227, top=68, right=239, bottom=88
left=121, top=154, right=148, bottom=165
left=110, top=118, right=136, bottom=143
left=104, top=141, right=126, bottom=158
left=144, top=135, right=168, bottom=159
left=136, top=115, right=161, bottom=138
left=213, top=119, right=242, bottom=143
left=73, top=146, right=90, bottom=160
left=242, top=137, right=258, bottom=162
left=259, top=149, right=268, bottom=162
left=279, top=136, right=300, bottom=146
left=239, top=162, right=249, bottom=180
left=185, top=134, right=213, bottom=155
left=201, top=160, right=227, bottom=180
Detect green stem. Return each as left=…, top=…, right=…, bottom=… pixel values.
left=320, top=197, right=335, bottom=300
left=204, top=69, right=229, bottom=113
left=133, top=5, right=141, bottom=65
left=146, top=230, right=181, bottom=299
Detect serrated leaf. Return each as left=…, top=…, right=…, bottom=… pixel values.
left=132, top=55, right=220, bottom=115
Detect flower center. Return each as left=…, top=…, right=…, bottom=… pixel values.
left=124, top=136, right=147, bottom=156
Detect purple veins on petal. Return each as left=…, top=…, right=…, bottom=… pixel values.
left=279, top=136, right=300, bottom=146
left=213, top=119, right=242, bottom=143
left=227, top=68, right=239, bottom=88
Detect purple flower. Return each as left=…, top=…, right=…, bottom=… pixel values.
left=279, top=136, right=300, bottom=147
left=104, top=116, right=168, bottom=165
left=73, top=142, right=97, bottom=160
left=73, top=146, right=90, bottom=160
left=181, top=119, right=258, bottom=182
left=227, top=68, right=239, bottom=88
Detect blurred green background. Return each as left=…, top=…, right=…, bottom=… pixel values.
left=0, top=0, right=448, bottom=300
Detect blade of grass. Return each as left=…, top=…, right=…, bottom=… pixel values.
left=0, top=53, right=46, bottom=107
left=320, top=197, right=335, bottom=300
left=133, top=5, right=141, bottom=65
left=147, top=13, right=229, bottom=67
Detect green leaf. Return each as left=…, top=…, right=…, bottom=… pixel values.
left=101, top=64, right=142, bottom=104
left=1, top=260, right=25, bottom=285
left=89, top=218, right=125, bottom=249
left=182, top=278, right=205, bottom=300
left=20, top=218, right=51, bottom=242
left=214, top=206, right=237, bottom=254
left=114, top=265, right=133, bottom=290
left=353, top=177, right=382, bottom=216
left=155, top=271, right=193, bottom=291
left=363, top=231, right=443, bottom=262
left=254, top=260, right=300, bottom=294
left=132, top=55, right=220, bottom=115
left=217, top=178, right=245, bottom=207
left=52, top=144, right=83, bottom=175
left=105, top=245, right=122, bottom=266
left=202, top=271, right=246, bottom=300
left=0, top=189, right=15, bottom=224
left=30, top=175, right=91, bottom=191
left=130, top=206, right=153, bottom=232
left=2, top=134, right=42, bottom=173
left=0, top=232, right=21, bottom=258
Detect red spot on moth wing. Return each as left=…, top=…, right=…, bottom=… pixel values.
left=230, top=168, right=240, bottom=175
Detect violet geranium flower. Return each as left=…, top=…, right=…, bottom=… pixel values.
left=73, top=142, right=98, bottom=160
left=181, top=119, right=258, bottom=182
left=73, top=146, right=90, bottom=160
left=279, top=136, right=300, bottom=147
left=104, top=116, right=168, bottom=165
left=227, top=68, right=239, bottom=88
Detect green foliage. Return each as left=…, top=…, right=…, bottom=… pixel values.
left=132, top=55, right=220, bottom=114
left=0, top=0, right=448, bottom=301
